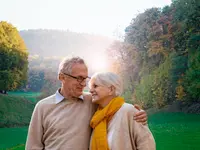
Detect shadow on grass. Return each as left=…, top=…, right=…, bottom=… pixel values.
left=7, top=144, right=25, bottom=150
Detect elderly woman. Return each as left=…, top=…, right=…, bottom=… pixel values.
left=89, top=72, right=156, bottom=150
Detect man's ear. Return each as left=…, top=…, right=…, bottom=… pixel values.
left=58, top=74, right=64, bottom=81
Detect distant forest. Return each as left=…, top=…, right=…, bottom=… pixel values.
left=20, top=29, right=113, bottom=57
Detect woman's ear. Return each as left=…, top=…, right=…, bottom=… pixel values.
left=109, top=85, right=116, bottom=95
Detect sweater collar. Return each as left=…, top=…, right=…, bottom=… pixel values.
left=55, top=89, right=83, bottom=104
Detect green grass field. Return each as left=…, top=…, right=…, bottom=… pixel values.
left=148, top=112, right=200, bottom=150
left=0, top=112, right=200, bottom=150
left=8, top=92, right=41, bottom=102
left=0, top=127, right=27, bottom=150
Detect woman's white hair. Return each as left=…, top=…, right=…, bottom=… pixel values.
left=90, top=72, right=123, bottom=96
left=58, top=56, right=86, bottom=74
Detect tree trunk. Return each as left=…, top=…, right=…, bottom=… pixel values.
left=0, top=90, right=7, bottom=94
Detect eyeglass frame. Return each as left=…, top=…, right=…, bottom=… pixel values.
left=61, top=72, right=91, bottom=83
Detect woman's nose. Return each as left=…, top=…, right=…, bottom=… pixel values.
left=89, top=88, right=94, bottom=93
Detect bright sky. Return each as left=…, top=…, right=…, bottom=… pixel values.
left=1, top=0, right=171, bottom=38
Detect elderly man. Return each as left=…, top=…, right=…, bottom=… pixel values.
left=26, top=57, right=147, bottom=150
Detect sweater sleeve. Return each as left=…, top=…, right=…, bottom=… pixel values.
left=131, top=112, right=156, bottom=150
left=25, top=102, right=44, bottom=150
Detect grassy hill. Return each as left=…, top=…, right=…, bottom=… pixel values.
left=0, top=94, right=35, bottom=127
left=8, top=92, right=41, bottom=103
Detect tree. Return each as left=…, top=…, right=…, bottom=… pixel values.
left=114, top=0, right=200, bottom=108
left=37, top=70, right=60, bottom=101
left=0, top=21, right=28, bottom=93
left=106, top=41, right=141, bottom=94
left=184, top=35, right=200, bottom=101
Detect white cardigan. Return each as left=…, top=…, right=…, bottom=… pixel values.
left=90, top=103, right=156, bottom=150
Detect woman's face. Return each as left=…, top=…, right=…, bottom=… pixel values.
left=89, top=79, right=112, bottom=104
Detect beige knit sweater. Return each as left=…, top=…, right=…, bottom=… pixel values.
left=26, top=93, right=96, bottom=150
left=90, top=103, right=156, bottom=150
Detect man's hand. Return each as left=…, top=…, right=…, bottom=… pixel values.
left=133, top=104, right=147, bottom=125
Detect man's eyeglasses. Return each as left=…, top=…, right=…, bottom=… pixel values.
left=62, top=72, right=91, bottom=83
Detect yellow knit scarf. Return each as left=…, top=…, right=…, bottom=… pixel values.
left=90, top=97, right=125, bottom=150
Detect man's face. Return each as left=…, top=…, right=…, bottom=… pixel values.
left=61, top=63, right=88, bottom=98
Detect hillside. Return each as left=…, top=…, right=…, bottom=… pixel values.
left=19, top=29, right=114, bottom=58
left=0, top=94, right=35, bottom=127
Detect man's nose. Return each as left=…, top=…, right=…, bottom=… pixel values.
left=79, top=80, right=86, bottom=87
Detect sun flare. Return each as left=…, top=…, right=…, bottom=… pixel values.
left=89, top=54, right=109, bottom=72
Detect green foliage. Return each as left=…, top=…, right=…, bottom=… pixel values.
left=0, top=21, right=28, bottom=91
left=125, top=8, right=161, bottom=50
left=134, top=55, right=173, bottom=108
left=34, top=70, right=60, bottom=101
left=0, top=48, right=28, bottom=90
left=184, top=35, right=200, bottom=101
left=172, top=0, right=200, bottom=32
left=175, top=78, right=186, bottom=100
left=25, top=69, right=45, bottom=92
left=109, top=0, right=200, bottom=108
left=0, top=21, right=26, bottom=51
left=134, top=74, right=154, bottom=108
left=17, top=55, right=61, bottom=93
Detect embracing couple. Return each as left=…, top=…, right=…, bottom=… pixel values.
left=26, top=57, right=155, bottom=150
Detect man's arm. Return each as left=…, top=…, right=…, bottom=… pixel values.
left=133, top=104, right=148, bottom=125
left=26, top=102, right=44, bottom=150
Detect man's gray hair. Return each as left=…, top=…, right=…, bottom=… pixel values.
left=58, top=56, right=86, bottom=75
left=90, top=72, right=123, bottom=96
